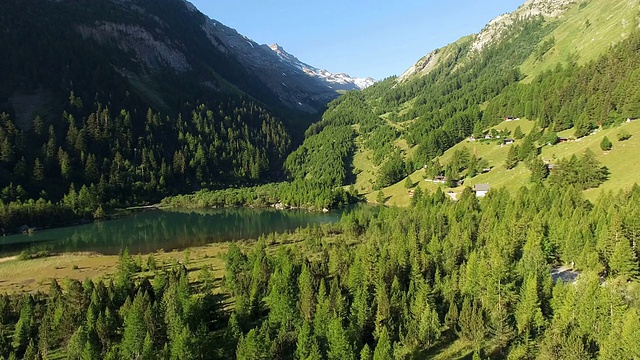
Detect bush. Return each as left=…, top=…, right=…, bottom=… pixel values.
left=617, top=130, right=632, bottom=141
left=600, top=136, right=612, bottom=151
left=18, top=250, right=53, bottom=260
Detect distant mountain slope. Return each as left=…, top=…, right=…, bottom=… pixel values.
left=269, top=44, right=375, bottom=91
left=196, top=13, right=374, bottom=113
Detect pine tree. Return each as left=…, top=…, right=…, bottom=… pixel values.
left=80, top=339, right=99, bottom=360
left=298, top=263, right=315, bottom=324
left=504, top=145, right=519, bottom=170
left=140, top=332, right=155, bottom=360
left=457, top=297, right=485, bottom=347
left=327, top=317, right=354, bottom=360
left=514, top=275, right=545, bottom=338
left=372, top=326, right=393, bottom=360
left=12, top=296, right=35, bottom=354
left=609, top=238, right=639, bottom=279
left=296, top=321, right=317, bottom=360
left=404, top=176, right=414, bottom=189
left=121, top=293, right=148, bottom=358
left=528, top=156, right=549, bottom=183
left=266, top=249, right=299, bottom=330
left=67, top=326, right=88, bottom=360
left=514, top=126, right=525, bottom=140
left=360, top=343, right=372, bottom=360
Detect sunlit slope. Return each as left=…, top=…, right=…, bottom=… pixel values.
left=521, top=0, right=640, bottom=81
left=376, top=119, right=640, bottom=206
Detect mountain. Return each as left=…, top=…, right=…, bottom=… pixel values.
left=0, top=0, right=373, bottom=214
left=0, top=0, right=372, bottom=125
left=269, top=44, right=375, bottom=91
left=195, top=12, right=374, bottom=113
left=291, top=0, right=640, bottom=199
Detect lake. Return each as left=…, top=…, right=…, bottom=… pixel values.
left=0, top=207, right=347, bottom=257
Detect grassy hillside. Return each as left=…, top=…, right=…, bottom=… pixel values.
left=373, top=119, right=640, bottom=205
left=521, top=0, right=640, bottom=81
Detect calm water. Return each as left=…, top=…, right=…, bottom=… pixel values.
left=0, top=207, right=346, bottom=256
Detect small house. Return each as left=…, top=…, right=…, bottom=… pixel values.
left=474, top=183, right=490, bottom=197
left=504, top=138, right=515, bottom=145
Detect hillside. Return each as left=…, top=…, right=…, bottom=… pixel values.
left=376, top=119, right=640, bottom=206
left=0, top=0, right=377, bottom=229
left=290, top=0, right=640, bottom=204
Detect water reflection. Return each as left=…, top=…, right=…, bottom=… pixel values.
left=0, top=208, right=344, bottom=256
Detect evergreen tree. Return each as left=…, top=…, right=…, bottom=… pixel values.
left=609, top=238, right=639, bottom=279
left=514, top=125, right=525, bottom=139
left=360, top=343, right=372, bottom=360
left=121, top=293, right=148, bottom=358
left=404, top=176, right=414, bottom=189
left=327, top=317, right=354, bottom=360
left=372, top=326, right=393, bottom=360
left=528, top=156, right=549, bottom=183
left=12, top=296, right=35, bottom=354
left=504, top=145, right=519, bottom=170
left=67, top=326, right=88, bottom=360
left=298, top=263, right=315, bottom=324
left=514, top=275, right=545, bottom=339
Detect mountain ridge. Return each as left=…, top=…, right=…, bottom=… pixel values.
left=269, top=43, right=376, bottom=91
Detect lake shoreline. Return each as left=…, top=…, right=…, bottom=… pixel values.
left=0, top=206, right=347, bottom=258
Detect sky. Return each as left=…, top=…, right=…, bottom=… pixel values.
left=188, top=1, right=524, bottom=80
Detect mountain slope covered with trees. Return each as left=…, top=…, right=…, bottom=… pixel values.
left=293, top=0, right=640, bottom=198
left=0, top=0, right=370, bottom=232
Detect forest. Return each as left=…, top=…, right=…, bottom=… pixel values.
left=291, top=19, right=640, bottom=192
left=0, top=185, right=638, bottom=359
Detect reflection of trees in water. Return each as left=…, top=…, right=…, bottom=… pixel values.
left=0, top=208, right=342, bottom=256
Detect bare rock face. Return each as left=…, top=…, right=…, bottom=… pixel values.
left=399, top=49, right=442, bottom=81
left=198, top=16, right=375, bottom=113
left=77, top=22, right=191, bottom=72
left=471, top=0, right=577, bottom=52
left=29, top=0, right=373, bottom=115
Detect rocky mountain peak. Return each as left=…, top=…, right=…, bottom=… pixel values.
left=268, top=43, right=375, bottom=91
left=471, top=0, right=577, bottom=52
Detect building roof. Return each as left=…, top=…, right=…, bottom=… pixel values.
left=474, top=183, right=491, bottom=192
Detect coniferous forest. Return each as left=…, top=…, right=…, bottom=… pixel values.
left=0, top=185, right=639, bottom=359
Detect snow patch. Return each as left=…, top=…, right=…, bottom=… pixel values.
left=269, top=43, right=375, bottom=90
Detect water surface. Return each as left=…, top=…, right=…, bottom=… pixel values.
left=0, top=207, right=345, bottom=256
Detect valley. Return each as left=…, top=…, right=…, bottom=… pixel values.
left=0, top=0, right=639, bottom=359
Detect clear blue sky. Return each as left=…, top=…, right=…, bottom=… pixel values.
left=188, top=1, right=524, bottom=80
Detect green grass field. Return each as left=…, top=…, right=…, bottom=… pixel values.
left=370, top=119, right=640, bottom=205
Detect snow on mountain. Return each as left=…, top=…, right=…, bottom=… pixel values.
left=269, top=44, right=375, bottom=90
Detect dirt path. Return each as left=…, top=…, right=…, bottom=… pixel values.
left=0, top=256, right=18, bottom=264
